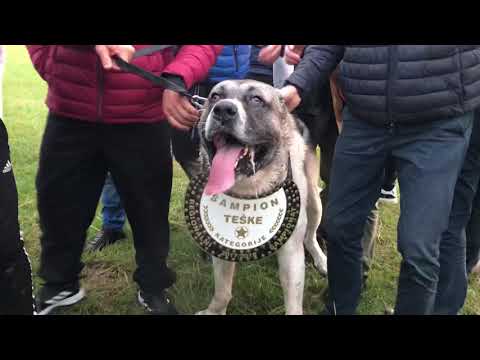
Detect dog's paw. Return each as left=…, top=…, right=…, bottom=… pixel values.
left=314, top=261, right=328, bottom=277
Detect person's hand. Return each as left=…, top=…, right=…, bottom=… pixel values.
left=284, top=45, right=305, bottom=65
left=95, top=45, right=135, bottom=70
left=279, top=85, right=302, bottom=112
left=258, top=45, right=282, bottom=65
left=163, top=89, right=200, bottom=131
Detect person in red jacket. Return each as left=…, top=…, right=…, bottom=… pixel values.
left=27, top=44, right=222, bottom=315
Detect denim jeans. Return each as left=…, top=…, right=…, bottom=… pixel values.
left=101, top=173, right=126, bottom=231
left=434, top=113, right=480, bottom=314
left=325, top=107, right=473, bottom=315
left=467, top=188, right=480, bottom=273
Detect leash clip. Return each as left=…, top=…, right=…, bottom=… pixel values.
left=190, top=95, right=208, bottom=111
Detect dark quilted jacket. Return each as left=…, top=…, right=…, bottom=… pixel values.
left=287, top=45, right=480, bottom=125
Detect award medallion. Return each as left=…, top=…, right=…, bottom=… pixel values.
left=184, top=174, right=300, bottom=262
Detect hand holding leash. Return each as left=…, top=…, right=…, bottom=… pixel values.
left=95, top=45, right=135, bottom=71
left=163, top=89, right=200, bottom=131
left=110, top=50, right=208, bottom=131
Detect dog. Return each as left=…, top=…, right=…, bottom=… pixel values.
left=195, top=79, right=327, bottom=315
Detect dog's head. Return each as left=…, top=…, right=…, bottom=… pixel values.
left=198, top=80, right=292, bottom=196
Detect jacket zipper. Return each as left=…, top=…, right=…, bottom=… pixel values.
left=96, top=57, right=104, bottom=121
left=233, top=45, right=239, bottom=73
left=386, top=45, right=398, bottom=127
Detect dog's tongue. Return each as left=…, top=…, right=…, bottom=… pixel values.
left=204, top=136, right=243, bottom=196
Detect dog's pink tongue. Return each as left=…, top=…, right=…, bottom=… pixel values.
left=204, top=137, right=243, bottom=196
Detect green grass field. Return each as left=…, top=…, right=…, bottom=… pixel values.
left=4, top=45, right=480, bottom=315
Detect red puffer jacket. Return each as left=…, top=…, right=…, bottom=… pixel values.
left=26, top=45, right=223, bottom=124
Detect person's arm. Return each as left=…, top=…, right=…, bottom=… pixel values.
left=286, top=45, right=345, bottom=99
left=26, top=45, right=51, bottom=80
left=162, top=45, right=223, bottom=90
left=161, top=45, right=223, bottom=131
left=280, top=45, right=344, bottom=111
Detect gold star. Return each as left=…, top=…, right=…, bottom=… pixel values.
left=235, top=227, right=248, bottom=239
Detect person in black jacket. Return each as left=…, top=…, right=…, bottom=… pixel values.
left=281, top=45, right=480, bottom=315
left=260, top=45, right=380, bottom=285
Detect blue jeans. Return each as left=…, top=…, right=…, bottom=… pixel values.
left=434, top=113, right=480, bottom=314
left=101, top=173, right=126, bottom=231
left=325, top=107, right=473, bottom=315
left=467, top=189, right=480, bottom=273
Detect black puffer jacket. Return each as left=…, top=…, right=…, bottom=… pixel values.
left=287, top=45, right=480, bottom=125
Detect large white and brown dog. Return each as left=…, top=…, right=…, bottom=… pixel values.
left=195, top=79, right=327, bottom=315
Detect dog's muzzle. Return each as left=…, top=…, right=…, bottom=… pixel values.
left=212, top=100, right=239, bottom=126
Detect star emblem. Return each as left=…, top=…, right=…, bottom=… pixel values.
left=235, top=226, right=249, bottom=239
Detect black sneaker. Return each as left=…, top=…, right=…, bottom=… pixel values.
left=36, top=284, right=86, bottom=315
left=379, top=187, right=398, bottom=204
left=137, top=290, right=178, bottom=315
left=86, top=229, right=126, bottom=251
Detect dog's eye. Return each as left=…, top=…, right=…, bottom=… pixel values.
left=250, top=95, right=264, bottom=105
left=210, top=93, right=221, bottom=102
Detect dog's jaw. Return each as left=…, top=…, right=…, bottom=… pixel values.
left=226, top=146, right=290, bottom=198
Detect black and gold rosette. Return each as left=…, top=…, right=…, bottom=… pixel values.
left=184, top=174, right=301, bottom=262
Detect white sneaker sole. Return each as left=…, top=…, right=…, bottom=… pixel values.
left=137, top=291, right=153, bottom=312
left=37, top=288, right=86, bottom=315
left=379, top=197, right=398, bottom=204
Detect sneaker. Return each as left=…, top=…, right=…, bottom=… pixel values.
left=379, top=187, right=398, bottom=204
left=87, top=229, right=126, bottom=251
left=384, top=307, right=395, bottom=315
left=36, top=284, right=86, bottom=315
left=137, top=290, right=179, bottom=315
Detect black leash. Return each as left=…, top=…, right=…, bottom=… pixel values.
left=112, top=54, right=207, bottom=110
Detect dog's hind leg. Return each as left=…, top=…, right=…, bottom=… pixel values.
left=196, top=257, right=236, bottom=315
left=277, top=236, right=305, bottom=315
left=303, top=147, right=328, bottom=276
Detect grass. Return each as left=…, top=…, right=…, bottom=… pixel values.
left=4, top=45, right=480, bottom=315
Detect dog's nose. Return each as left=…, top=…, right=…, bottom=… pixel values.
left=213, top=101, right=238, bottom=123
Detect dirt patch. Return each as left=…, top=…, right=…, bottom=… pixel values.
left=82, top=261, right=131, bottom=292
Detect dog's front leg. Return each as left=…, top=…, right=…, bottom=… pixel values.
left=196, top=257, right=236, bottom=315
left=277, top=235, right=305, bottom=315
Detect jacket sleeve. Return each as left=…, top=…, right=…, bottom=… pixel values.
left=26, top=45, right=51, bottom=81
left=162, top=45, right=224, bottom=89
left=286, top=45, right=345, bottom=99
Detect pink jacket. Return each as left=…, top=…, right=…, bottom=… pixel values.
left=27, top=45, right=223, bottom=124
